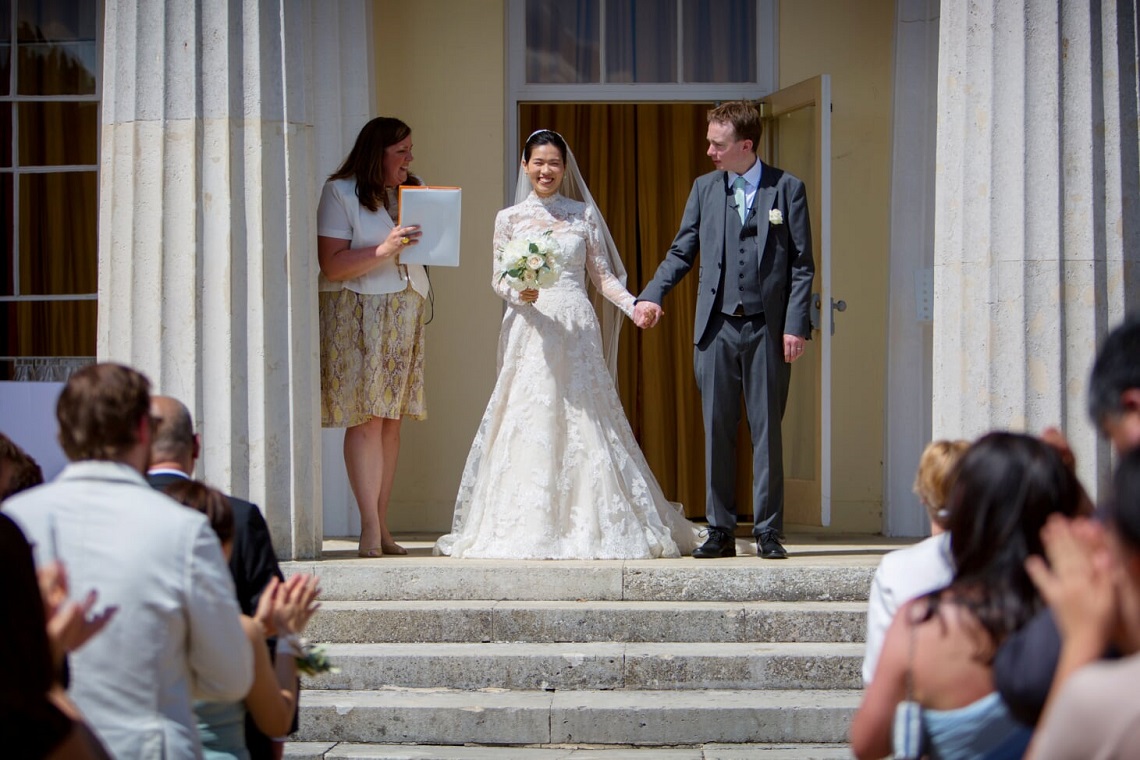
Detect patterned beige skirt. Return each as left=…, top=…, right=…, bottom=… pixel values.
left=319, top=286, right=427, bottom=427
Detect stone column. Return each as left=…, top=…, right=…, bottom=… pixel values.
left=933, top=1, right=1140, bottom=494
left=97, top=0, right=373, bottom=558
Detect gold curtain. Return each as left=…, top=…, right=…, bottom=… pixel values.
left=519, top=103, right=758, bottom=521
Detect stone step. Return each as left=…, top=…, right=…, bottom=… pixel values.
left=304, top=642, right=863, bottom=691
left=285, top=559, right=876, bottom=603
left=305, top=600, right=867, bottom=644
left=297, top=688, right=860, bottom=745
left=284, top=741, right=852, bottom=759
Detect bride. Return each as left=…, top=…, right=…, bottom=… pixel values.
left=435, top=130, right=699, bottom=560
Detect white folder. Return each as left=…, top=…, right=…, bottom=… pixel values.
left=397, top=186, right=462, bottom=267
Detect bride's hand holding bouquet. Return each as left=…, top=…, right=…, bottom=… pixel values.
left=497, top=230, right=561, bottom=303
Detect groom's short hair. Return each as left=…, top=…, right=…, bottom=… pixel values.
left=708, top=101, right=762, bottom=153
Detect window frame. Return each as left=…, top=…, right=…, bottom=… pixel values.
left=0, top=0, right=103, bottom=368
left=505, top=0, right=776, bottom=200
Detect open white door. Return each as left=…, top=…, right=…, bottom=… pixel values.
left=760, top=75, right=834, bottom=526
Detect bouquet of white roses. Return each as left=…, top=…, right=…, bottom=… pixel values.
left=497, top=230, right=561, bottom=291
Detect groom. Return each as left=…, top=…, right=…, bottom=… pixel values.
left=634, top=100, right=814, bottom=560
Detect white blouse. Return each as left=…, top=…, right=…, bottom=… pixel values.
left=317, top=177, right=430, bottom=297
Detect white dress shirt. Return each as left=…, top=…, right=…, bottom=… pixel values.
left=728, top=158, right=764, bottom=218
left=5, top=461, right=253, bottom=760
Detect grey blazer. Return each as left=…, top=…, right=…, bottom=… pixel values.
left=640, top=163, right=814, bottom=344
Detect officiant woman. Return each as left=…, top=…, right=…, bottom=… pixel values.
left=316, top=116, right=429, bottom=558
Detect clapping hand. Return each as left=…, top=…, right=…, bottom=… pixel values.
left=254, top=574, right=322, bottom=639
left=38, top=561, right=118, bottom=666
left=633, top=301, right=663, bottom=329
left=1025, top=515, right=1117, bottom=649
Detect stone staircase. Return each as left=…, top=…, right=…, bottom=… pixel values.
left=281, top=535, right=885, bottom=759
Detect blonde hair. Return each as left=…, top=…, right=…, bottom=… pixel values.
left=913, top=439, right=970, bottom=524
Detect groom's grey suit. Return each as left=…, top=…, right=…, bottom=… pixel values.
left=639, top=160, right=814, bottom=537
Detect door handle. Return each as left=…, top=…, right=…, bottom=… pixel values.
left=811, top=294, right=846, bottom=335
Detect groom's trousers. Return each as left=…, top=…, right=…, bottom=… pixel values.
left=695, top=309, right=792, bottom=537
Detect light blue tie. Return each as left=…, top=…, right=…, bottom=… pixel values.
left=732, top=176, right=748, bottom=224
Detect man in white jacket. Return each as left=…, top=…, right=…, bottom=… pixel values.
left=5, top=363, right=253, bottom=760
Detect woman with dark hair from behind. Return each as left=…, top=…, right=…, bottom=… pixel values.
left=0, top=513, right=111, bottom=759
left=163, top=480, right=320, bottom=760
left=317, top=116, right=430, bottom=559
left=851, top=431, right=1083, bottom=760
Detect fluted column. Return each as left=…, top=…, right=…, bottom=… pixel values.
left=934, top=1, right=1140, bottom=493
left=97, top=0, right=372, bottom=558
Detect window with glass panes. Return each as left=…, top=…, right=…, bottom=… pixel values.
left=523, top=0, right=761, bottom=86
left=0, top=0, right=99, bottom=381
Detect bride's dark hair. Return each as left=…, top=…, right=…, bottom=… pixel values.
left=523, top=130, right=567, bottom=163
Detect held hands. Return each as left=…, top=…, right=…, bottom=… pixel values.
left=783, top=334, right=806, bottom=363
left=519, top=288, right=539, bottom=304
left=380, top=224, right=422, bottom=260
left=633, top=301, right=663, bottom=329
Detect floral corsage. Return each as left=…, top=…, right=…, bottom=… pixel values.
left=279, top=634, right=339, bottom=676
left=497, top=230, right=561, bottom=290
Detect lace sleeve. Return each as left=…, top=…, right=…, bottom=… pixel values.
left=491, top=210, right=523, bottom=306
left=583, top=205, right=635, bottom=318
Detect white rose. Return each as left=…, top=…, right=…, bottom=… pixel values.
left=769, top=208, right=784, bottom=225
left=523, top=269, right=537, bottom=283
left=526, top=254, right=545, bottom=271
left=536, top=267, right=557, bottom=288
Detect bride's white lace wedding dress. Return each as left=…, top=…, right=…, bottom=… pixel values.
left=434, top=192, right=698, bottom=559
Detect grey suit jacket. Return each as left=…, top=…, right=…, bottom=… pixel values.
left=640, top=163, right=814, bottom=345
left=5, top=461, right=253, bottom=760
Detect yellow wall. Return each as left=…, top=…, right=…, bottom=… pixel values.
left=374, top=0, right=506, bottom=533
left=378, top=0, right=894, bottom=534
left=780, top=0, right=895, bottom=532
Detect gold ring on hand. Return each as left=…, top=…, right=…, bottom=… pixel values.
left=400, top=236, right=410, bottom=245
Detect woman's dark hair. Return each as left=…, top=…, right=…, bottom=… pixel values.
left=0, top=514, right=58, bottom=703
left=1107, top=447, right=1140, bottom=551
left=928, top=431, right=1082, bottom=648
left=329, top=116, right=421, bottom=213
left=523, top=130, right=567, bottom=163
left=163, top=479, right=235, bottom=546
left=0, top=431, right=44, bottom=499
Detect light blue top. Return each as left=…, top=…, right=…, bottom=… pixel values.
left=923, top=691, right=1032, bottom=760
left=195, top=700, right=249, bottom=760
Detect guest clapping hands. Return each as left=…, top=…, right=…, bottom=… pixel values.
left=1026, top=450, right=1140, bottom=759
left=164, top=480, right=321, bottom=754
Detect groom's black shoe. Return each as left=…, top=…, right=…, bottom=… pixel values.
left=693, top=528, right=736, bottom=558
left=757, top=530, right=788, bottom=560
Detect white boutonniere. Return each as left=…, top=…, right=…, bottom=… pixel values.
left=769, top=208, right=784, bottom=225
